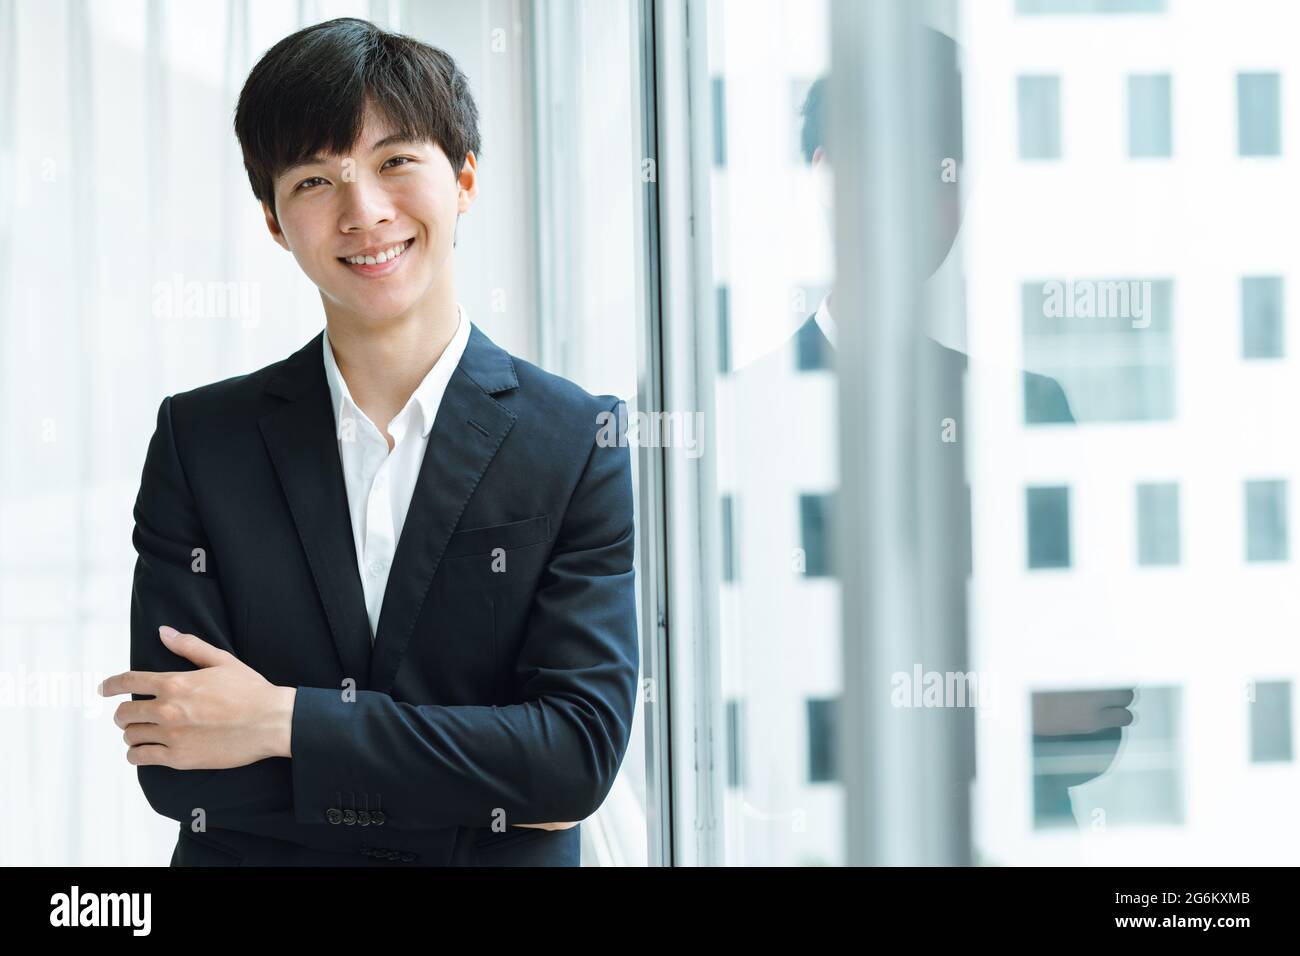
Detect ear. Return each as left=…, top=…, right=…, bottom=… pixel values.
left=457, top=150, right=479, bottom=213
left=262, top=201, right=290, bottom=251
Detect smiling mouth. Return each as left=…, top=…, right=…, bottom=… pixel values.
left=337, top=238, right=414, bottom=275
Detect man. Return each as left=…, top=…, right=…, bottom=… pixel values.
left=731, top=30, right=1131, bottom=838
left=99, top=17, right=639, bottom=866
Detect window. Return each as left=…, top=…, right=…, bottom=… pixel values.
left=1026, top=486, right=1071, bottom=569
left=799, top=492, right=835, bottom=577
left=1022, top=278, right=1175, bottom=423
left=721, top=493, right=738, bottom=582
left=1245, top=480, right=1288, bottom=562
left=1237, top=72, right=1281, bottom=157
left=1250, top=681, right=1293, bottom=763
left=712, top=75, right=727, bottom=167
left=717, top=285, right=732, bottom=373
left=726, top=698, right=746, bottom=786
left=705, top=0, right=838, bottom=866
left=1017, top=75, right=1061, bottom=160
left=1136, top=482, right=1180, bottom=566
left=807, top=698, right=839, bottom=783
left=1033, top=687, right=1184, bottom=828
left=1127, top=74, right=1171, bottom=158
left=1242, top=276, right=1284, bottom=359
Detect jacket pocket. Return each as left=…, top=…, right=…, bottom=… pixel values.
left=443, top=515, right=550, bottom=559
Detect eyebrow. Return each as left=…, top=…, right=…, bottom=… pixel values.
left=280, top=134, right=426, bottom=180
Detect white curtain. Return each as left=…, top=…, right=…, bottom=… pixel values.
left=0, top=0, right=646, bottom=866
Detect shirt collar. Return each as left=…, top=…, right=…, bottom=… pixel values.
left=814, top=292, right=837, bottom=348
left=322, top=302, right=471, bottom=441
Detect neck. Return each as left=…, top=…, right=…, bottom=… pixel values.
left=323, top=279, right=460, bottom=431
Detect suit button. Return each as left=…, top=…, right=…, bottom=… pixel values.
left=358, top=810, right=372, bottom=826
left=373, top=811, right=386, bottom=826
left=326, top=808, right=343, bottom=824
left=343, top=809, right=357, bottom=825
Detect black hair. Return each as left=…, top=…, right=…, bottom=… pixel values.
left=798, top=28, right=963, bottom=166
left=234, top=17, right=481, bottom=222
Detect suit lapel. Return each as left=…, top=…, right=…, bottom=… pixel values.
left=257, top=323, right=520, bottom=695
left=259, top=331, right=374, bottom=687
left=368, top=323, right=519, bottom=693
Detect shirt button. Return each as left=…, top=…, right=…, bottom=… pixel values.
left=369, top=560, right=387, bottom=577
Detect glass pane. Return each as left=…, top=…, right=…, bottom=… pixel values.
left=1242, top=276, right=1284, bottom=359
left=1136, top=482, right=1180, bottom=566
left=1250, top=681, right=1294, bottom=763
left=708, top=0, right=837, bottom=866
left=1017, top=75, right=1062, bottom=159
left=1245, top=479, right=1288, bottom=562
left=1237, top=72, right=1280, bottom=157
left=1127, top=74, right=1171, bottom=158
left=960, top=0, right=1300, bottom=865
left=529, top=0, right=647, bottom=866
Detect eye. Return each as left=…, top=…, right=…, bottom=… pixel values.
left=295, top=176, right=328, bottom=192
left=383, top=155, right=415, bottom=170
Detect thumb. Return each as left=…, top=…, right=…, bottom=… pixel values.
left=159, top=625, right=229, bottom=668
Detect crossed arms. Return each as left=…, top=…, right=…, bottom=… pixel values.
left=103, top=395, right=638, bottom=843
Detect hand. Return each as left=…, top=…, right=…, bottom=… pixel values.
left=99, top=625, right=296, bottom=769
left=1032, top=688, right=1135, bottom=737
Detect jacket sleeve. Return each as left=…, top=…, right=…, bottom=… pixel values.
left=129, top=395, right=348, bottom=848
left=289, top=399, right=640, bottom=830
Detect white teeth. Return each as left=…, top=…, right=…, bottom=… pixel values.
left=345, top=240, right=409, bottom=266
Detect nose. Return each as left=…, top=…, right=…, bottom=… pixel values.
left=337, top=173, right=396, bottom=234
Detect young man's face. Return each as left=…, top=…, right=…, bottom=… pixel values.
left=264, top=101, right=477, bottom=328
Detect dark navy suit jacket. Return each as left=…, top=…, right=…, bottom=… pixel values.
left=130, top=322, right=639, bottom=866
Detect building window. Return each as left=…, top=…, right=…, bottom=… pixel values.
left=1237, top=72, right=1281, bottom=157
left=1127, top=74, right=1172, bottom=158
left=1033, top=686, right=1183, bottom=828
left=1017, top=75, right=1061, bottom=160
left=711, top=75, right=727, bottom=167
left=1246, top=479, right=1288, bottom=562
left=1022, top=278, right=1175, bottom=423
left=1136, top=482, right=1180, bottom=566
left=717, top=285, right=732, bottom=374
left=1250, top=681, right=1294, bottom=763
left=721, top=493, right=738, bottom=583
left=807, top=697, right=838, bottom=783
left=1242, top=276, right=1284, bottom=359
left=799, top=492, right=835, bottom=577
left=1027, top=485, right=1071, bottom=569
left=726, top=698, right=746, bottom=787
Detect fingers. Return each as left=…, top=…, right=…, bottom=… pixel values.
left=1098, top=704, right=1136, bottom=728
left=158, top=625, right=231, bottom=668
left=112, top=699, right=166, bottom=729
left=123, top=723, right=166, bottom=746
left=125, top=743, right=171, bottom=767
left=98, top=671, right=169, bottom=698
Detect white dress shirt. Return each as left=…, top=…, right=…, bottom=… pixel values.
left=323, top=304, right=472, bottom=642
